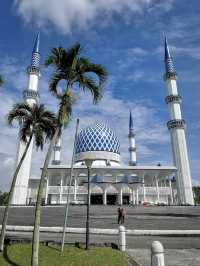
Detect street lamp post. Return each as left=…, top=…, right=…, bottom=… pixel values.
left=85, top=159, right=93, bottom=250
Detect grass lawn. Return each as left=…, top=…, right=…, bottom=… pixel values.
left=0, top=244, right=130, bottom=266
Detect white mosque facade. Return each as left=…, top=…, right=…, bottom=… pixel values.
left=12, top=34, right=194, bottom=206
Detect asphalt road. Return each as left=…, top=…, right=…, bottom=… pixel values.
left=1, top=206, right=200, bottom=249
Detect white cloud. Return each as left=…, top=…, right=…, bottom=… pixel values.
left=128, top=47, right=149, bottom=56
left=14, top=0, right=173, bottom=34
left=127, top=70, right=145, bottom=81
left=3, top=157, right=15, bottom=168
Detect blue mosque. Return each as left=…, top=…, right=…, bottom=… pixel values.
left=12, top=34, right=194, bottom=206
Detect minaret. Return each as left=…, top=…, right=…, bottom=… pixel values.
left=128, top=111, right=137, bottom=166
left=12, top=33, right=40, bottom=205
left=52, top=138, right=61, bottom=165
left=164, top=36, right=194, bottom=205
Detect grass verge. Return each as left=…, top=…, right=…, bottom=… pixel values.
left=0, top=244, right=130, bottom=266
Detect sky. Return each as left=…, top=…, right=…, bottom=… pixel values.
left=0, top=0, right=200, bottom=191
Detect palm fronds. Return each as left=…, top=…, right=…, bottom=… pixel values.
left=45, top=43, right=108, bottom=126
left=7, top=103, right=57, bottom=149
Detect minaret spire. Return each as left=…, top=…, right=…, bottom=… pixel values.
left=163, top=37, right=194, bottom=205
left=164, top=36, right=176, bottom=77
left=33, top=32, right=40, bottom=53
left=129, top=110, right=134, bottom=135
left=31, top=32, right=40, bottom=70
left=128, top=110, right=137, bottom=166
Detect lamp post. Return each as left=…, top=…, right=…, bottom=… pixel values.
left=85, top=159, right=93, bottom=250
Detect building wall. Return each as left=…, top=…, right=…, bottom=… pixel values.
left=27, top=184, right=175, bottom=205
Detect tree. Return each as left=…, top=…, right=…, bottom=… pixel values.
left=0, top=75, right=3, bottom=86
left=193, top=186, right=200, bottom=204
left=0, top=103, right=56, bottom=252
left=0, top=192, right=8, bottom=206
left=31, top=43, right=107, bottom=266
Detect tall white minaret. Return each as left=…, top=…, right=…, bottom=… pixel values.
left=128, top=111, right=137, bottom=166
left=164, top=36, right=194, bottom=205
left=52, top=138, right=61, bottom=165
left=12, top=33, right=40, bottom=205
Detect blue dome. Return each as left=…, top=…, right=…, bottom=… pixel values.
left=75, top=123, right=120, bottom=155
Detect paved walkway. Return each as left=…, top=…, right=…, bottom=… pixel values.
left=1, top=206, right=200, bottom=229
left=127, top=249, right=200, bottom=266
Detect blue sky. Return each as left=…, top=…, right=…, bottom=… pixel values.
left=0, top=0, right=200, bottom=190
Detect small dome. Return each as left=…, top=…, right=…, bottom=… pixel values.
left=75, top=123, right=120, bottom=162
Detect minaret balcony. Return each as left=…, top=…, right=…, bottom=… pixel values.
left=165, top=95, right=182, bottom=104
left=167, top=119, right=186, bottom=130
left=128, top=132, right=135, bottom=138
left=51, top=160, right=61, bottom=165
left=163, top=72, right=177, bottom=81
left=129, top=161, right=137, bottom=166
left=27, top=66, right=40, bottom=75
left=129, top=147, right=136, bottom=152
left=23, top=89, right=39, bottom=102
left=53, top=146, right=61, bottom=151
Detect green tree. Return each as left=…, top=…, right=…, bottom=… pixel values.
left=31, top=43, right=107, bottom=266
left=0, top=75, right=4, bottom=86
left=0, top=103, right=56, bottom=252
left=193, top=186, right=200, bottom=204
left=0, top=192, right=8, bottom=206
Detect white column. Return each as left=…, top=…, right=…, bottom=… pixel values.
left=169, top=179, right=173, bottom=205
left=136, top=188, right=139, bottom=205
left=132, top=189, right=135, bottom=205
left=119, top=188, right=123, bottom=205
left=103, top=189, right=107, bottom=205
left=156, top=177, right=160, bottom=203
left=45, top=178, right=49, bottom=205
left=74, top=176, right=77, bottom=202
left=143, top=177, right=146, bottom=203
left=60, top=175, right=63, bottom=204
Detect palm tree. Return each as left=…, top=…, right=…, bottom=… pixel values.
left=0, top=75, right=4, bottom=86
left=0, top=103, right=56, bottom=252
left=31, top=43, right=107, bottom=266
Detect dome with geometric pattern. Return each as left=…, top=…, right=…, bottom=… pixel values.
left=74, top=123, right=120, bottom=163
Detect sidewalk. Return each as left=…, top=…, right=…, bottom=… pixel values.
left=126, top=249, right=200, bottom=266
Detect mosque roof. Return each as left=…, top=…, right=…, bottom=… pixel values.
left=75, top=123, right=120, bottom=155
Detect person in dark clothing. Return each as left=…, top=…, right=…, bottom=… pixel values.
left=117, top=207, right=122, bottom=224
left=121, top=208, right=126, bottom=224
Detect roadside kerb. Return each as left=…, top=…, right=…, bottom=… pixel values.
left=1, top=226, right=200, bottom=236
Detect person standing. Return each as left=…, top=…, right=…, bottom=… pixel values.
left=117, top=207, right=122, bottom=224
left=121, top=208, right=126, bottom=224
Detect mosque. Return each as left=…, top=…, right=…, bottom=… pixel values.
left=11, top=33, right=194, bottom=206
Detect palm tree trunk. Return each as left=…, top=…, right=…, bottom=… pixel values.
left=60, top=118, right=79, bottom=254
left=0, top=134, right=33, bottom=252
left=31, top=127, right=59, bottom=266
